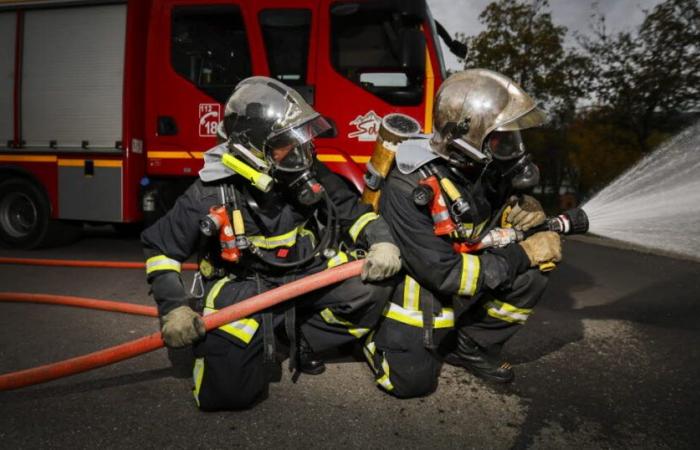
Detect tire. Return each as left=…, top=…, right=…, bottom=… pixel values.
left=0, top=177, right=52, bottom=249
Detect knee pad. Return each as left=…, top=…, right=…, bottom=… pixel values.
left=193, top=333, right=269, bottom=411
left=367, top=322, right=441, bottom=399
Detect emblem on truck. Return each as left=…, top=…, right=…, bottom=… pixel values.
left=199, top=103, right=222, bottom=137
left=348, top=111, right=382, bottom=142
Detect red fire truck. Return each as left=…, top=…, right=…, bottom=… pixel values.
left=0, top=0, right=463, bottom=248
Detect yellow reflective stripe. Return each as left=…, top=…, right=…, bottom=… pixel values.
left=145, top=255, right=181, bottom=274
left=219, top=318, right=259, bottom=344
left=0, top=154, right=58, bottom=163
left=402, top=276, right=420, bottom=310
left=363, top=332, right=377, bottom=370
left=458, top=253, right=480, bottom=296
left=327, top=251, right=349, bottom=268
left=148, top=151, right=192, bottom=159
left=192, top=357, right=204, bottom=407
left=383, top=303, right=454, bottom=329
left=424, top=46, right=434, bottom=133
left=484, top=300, right=531, bottom=324
left=248, top=225, right=315, bottom=249
left=348, top=212, right=379, bottom=242
left=377, top=355, right=394, bottom=391
left=317, top=154, right=347, bottom=162
left=319, top=308, right=370, bottom=338
left=204, top=277, right=230, bottom=309
left=203, top=306, right=259, bottom=344
left=362, top=331, right=394, bottom=391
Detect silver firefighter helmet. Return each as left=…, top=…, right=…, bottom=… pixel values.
left=430, top=69, right=546, bottom=164
left=217, top=76, right=331, bottom=173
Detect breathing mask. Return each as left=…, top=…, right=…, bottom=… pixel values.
left=483, top=130, right=539, bottom=190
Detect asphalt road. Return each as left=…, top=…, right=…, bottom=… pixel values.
left=1, top=228, right=699, bottom=449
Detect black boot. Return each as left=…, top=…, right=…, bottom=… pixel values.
left=298, top=336, right=326, bottom=375
left=443, top=332, right=514, bottom=383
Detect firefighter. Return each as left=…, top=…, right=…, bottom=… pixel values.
left=364, top=69, right=561, bottom=397
left=142, top=76, right=401, bottom=411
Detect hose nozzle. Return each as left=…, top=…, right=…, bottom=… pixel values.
left=546, top=207, right=589, bottom=235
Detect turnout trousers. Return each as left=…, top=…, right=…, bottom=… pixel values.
left=192, top=272, right=393, bottom=411
left=365, top=268, right=548, bottom=398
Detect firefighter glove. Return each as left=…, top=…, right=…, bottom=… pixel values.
left=160, top=305, right=206, bottom=348
left=507, top=195, right=545, bottom=231
left=361, top=242, right=401, bottom=282
left=519, top=231, right=561, bottom=267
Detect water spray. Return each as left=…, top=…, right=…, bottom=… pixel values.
left=581, top=121, right=700, bottom=260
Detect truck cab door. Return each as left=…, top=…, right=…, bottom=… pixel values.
left=145, top=0, right=258, bottom=177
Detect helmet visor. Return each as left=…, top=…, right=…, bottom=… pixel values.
left=266, top=115, right=331, bottom=153
left=484, top=130, right=525, bottom=161
left=496, top=107, right=547, bottom=132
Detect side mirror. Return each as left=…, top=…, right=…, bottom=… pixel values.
left=400, top=29, right=426, bottom=74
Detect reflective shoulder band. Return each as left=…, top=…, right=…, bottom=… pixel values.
left=146, top=255, right=182, bottom=275
left=483, top=300, right=531, bottom=324
left=458, top=253, right=480, bottom=297
left=348, top=212, right=379, bottom=242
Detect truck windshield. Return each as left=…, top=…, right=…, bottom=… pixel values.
left=330, top=1, right=426, bottom=106
left=171, top=5, right=252, bottom=103
left=259, top=9, right=311, bottom=86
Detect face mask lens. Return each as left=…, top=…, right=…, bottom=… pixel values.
left=485, top=130, right=525, bottom=160
left=268, top=142, right=313, bottom=172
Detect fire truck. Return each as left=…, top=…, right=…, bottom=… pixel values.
left=0, top=0, right=464, bottom=248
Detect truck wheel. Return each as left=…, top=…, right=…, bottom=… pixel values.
left=0, top=178, right=52, bottom=249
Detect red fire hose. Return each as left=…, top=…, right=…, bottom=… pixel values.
left=0, top=256, right=198, bottom=270
left=0, top=260, right=363, bottom=391
left=0, top=292, right=158, bottom=317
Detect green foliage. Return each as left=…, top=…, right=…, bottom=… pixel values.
left=457, top=0, right=588, bottom=124
left=580, top=0, right=700, bottom=151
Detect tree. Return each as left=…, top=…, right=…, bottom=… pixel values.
left=456, top=0, right=589, bottom=205
left=458, top=0, right=588, bottom=123
left=580, top=0, right=700, bottom=152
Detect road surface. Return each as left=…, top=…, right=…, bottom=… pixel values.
left=1, top=229, right=698, bottom=449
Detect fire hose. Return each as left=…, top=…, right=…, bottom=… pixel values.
left=0, top=260, right=363, bottom=391
left=0, top=209, right=590, bottom=391
left=0, top=257, right=198, bottom=270
left=0, top=292, right=157, bottom=317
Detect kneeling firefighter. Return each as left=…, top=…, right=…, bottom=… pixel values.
left=362, top=69, right=561, bottom=397
left=141, top=76, right=401, bottom=411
